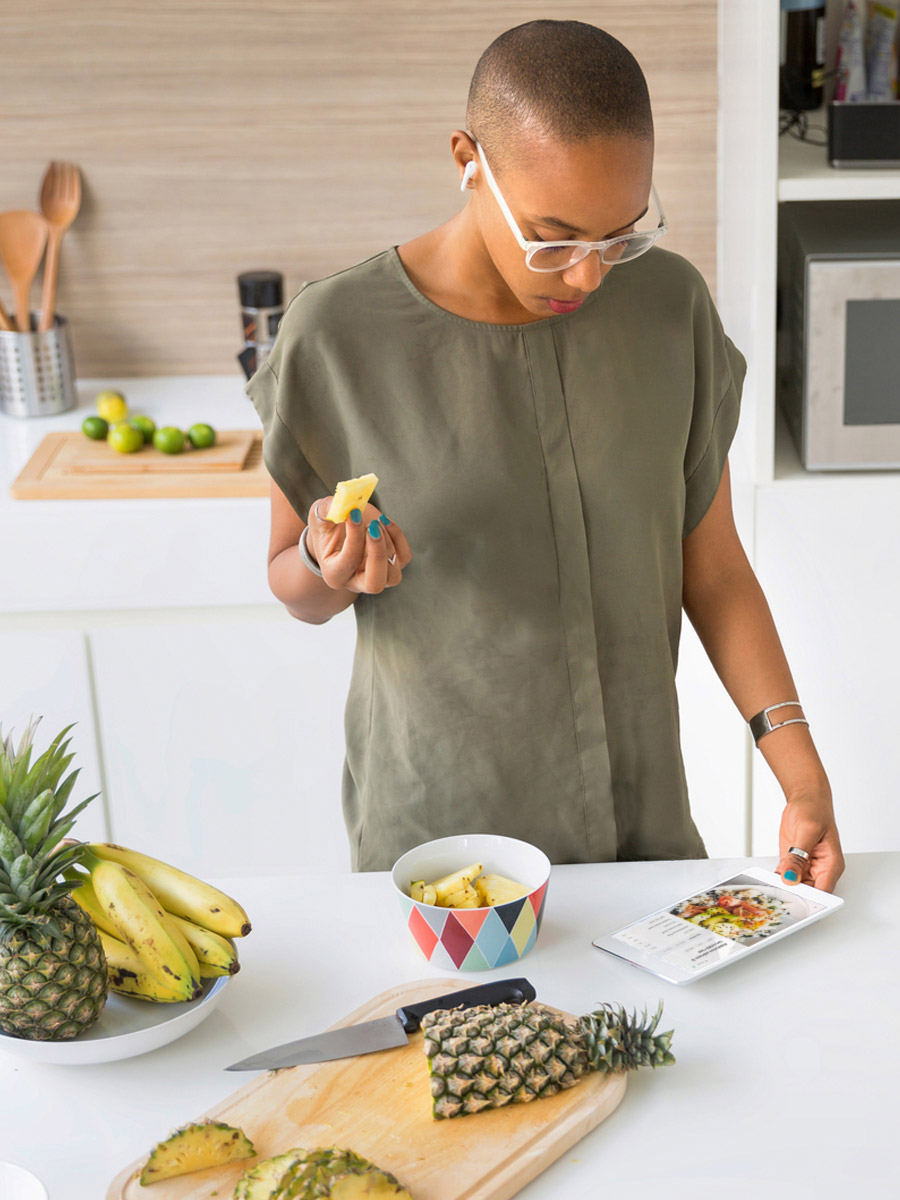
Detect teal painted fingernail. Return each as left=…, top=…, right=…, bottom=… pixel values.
left=349, top=508, right=362, bottom=524
left=379, top=513, right=391, bottom=526
left=368, top=520, right=382, bottom=539
left=784, top=869, right=798, bottom=882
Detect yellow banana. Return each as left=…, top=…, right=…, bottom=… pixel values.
left=65, top=871, right=120, bottom=939
left=167, top=912, right=240, bottom=977
left=99, top=930, right=191, bottom=1003
left=158, top=909, right=202, bottom=983
left=86, top=842, right=251, bottom=938
left=85, top=852, right=202, bottom=999
left=68, top=869, right=203, bottom=985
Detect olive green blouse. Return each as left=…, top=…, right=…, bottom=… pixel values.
left=247, top=246, right=745, bottom=871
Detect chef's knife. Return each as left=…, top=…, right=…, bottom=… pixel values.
left=225, top=976, right=536, bottom=1071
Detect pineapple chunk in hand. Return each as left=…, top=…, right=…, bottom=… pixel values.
left=326, top=473, right=379, bottom=522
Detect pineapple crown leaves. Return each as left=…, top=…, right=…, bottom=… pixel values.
left=0, top=718, right=101, bottom=939
left=578, top=1000, right=675, bottom=1074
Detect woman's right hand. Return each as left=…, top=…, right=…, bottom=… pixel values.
left=304, top=496, right=412, bottom=594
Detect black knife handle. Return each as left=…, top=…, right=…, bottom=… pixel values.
left=395, top=977, right=536, bottom=1033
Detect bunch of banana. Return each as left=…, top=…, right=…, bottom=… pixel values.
left=65, top=842, right=251, bottom=1003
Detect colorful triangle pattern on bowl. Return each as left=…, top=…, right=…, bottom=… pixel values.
left=402, top=884, right=547, bottom=970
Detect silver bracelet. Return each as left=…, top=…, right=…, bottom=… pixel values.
left=298, top=526, right=323, bottom=577
left=749, top=701, right=809, bottom=746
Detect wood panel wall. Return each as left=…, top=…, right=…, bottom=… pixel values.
left=1, top=1, right=717, bottom=377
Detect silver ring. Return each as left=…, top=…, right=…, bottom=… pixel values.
left=788, top=846, right=810, bottom=861
left=388, top=555, right=397, bottom=565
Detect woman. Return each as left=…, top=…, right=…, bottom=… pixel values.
left=249, top=20, right=843, bottom=890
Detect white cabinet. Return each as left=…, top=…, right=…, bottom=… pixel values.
left=753, top=472, right=900, bottom=853
left=0, top=629, right=108, bottom=843
left=88, top=608, right=356, bottom=876
left=719, top=0, right=900, bottom=852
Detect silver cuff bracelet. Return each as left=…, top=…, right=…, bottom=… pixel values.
left=749, top=701, right=808, bottom=746
left=298, top=526, right=323, bottom=577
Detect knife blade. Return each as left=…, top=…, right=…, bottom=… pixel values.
left=225, top=976, right=536, bottom=1071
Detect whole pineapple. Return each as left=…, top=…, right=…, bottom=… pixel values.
left=422, top=1000, right=674, bottom=1119
left=0, top=719, right=108, bottom=1040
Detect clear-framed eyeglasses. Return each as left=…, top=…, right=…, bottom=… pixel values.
left=470, top=135, right=667, bottom=273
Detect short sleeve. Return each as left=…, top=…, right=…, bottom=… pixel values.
left=245, top=352, right=328, bottom=523
left=681, top=290, right=747, bottom=538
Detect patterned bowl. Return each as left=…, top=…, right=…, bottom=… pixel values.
left=391, top=834, right=551, bottom=971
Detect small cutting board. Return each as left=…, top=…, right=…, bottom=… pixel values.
left=10, top=431, right=269, bottom=499
left=106, top=978, right=627, bottom=1200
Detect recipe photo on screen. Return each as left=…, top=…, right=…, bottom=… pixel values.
left=593, top=870, right=842, bottom=984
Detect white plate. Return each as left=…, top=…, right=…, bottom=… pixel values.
left=0, top=975, right=229, bottom=1065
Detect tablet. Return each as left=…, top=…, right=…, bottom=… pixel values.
left=592, top=868, right=844, bottom=984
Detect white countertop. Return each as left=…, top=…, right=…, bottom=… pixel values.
left=0, top=853, right=892, bottom=1199
left=0, top=376, right=274, bottom=613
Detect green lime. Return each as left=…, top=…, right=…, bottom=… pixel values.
left=108, top=422, right=144, bottom=454
left=187, top=422, right=216, bottom=449
left=82, top=415, right=109, bottom=441
left=129, top=415, right=156, bottom=444
left=153, top=426, right=186, bottom=454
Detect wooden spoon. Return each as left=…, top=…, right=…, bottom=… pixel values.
left=0, top=210, right=49, bottom=332
left=38, top=161, right=82, bottom=332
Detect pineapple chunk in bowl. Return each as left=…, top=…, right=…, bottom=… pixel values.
left=391, top=834, right=551, bottom=971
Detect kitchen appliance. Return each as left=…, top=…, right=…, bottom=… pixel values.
left=226, top=977, right=535, bottom=1070
left=828, top=101, right=900, bottom=166
left=777, top=198, right=900, bottom=468
left=0, top=316, right=76, bottom=418
left=108, top=978, right=627, bottom=1200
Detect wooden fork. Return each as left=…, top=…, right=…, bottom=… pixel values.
left=37, top=161, right=82, bottom=332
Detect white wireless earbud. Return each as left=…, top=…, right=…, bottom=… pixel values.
left=460, top=160, right=477, bottom=191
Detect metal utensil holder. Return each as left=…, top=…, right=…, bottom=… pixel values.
left=0, top=315, right=77, bottom=418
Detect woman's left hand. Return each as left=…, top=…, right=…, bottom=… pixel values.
left=777, top=789, right=845, bottom=892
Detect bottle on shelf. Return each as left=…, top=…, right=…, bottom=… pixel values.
left=780, top=0, right=827, bottom=112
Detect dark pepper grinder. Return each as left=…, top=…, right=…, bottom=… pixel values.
left=237, top=270, right=284, bottom=379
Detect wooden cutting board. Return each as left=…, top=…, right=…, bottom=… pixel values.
left=10, top=431, right=269, bottom=499
left=106, top=978, right=627, bottom=1200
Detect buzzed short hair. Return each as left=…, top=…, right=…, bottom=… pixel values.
left=466, top=20, right=653, bottom=171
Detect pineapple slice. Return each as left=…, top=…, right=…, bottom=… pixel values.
left=474, top=874, right=530, bottom=906
left=236, top=1147, right=413, bottom=1199
left=429, top=862, right=483, bottom=903
left=234, top=1149, right=305, bottom=1199
left=138, top=1119, right=255, bottom=1185
left=325, top=473, right=379, bottom=523
left=438, top=882, right=482, bottom=909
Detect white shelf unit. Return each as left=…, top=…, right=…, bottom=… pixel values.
left=718, top=0, right=900, bottom=856
left=779, top=115, right=900, bottom=201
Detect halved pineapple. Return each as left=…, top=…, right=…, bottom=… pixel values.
left=325, top=473, right=379, bottom=522
left=138, top=1119, right=255, bottom=1185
